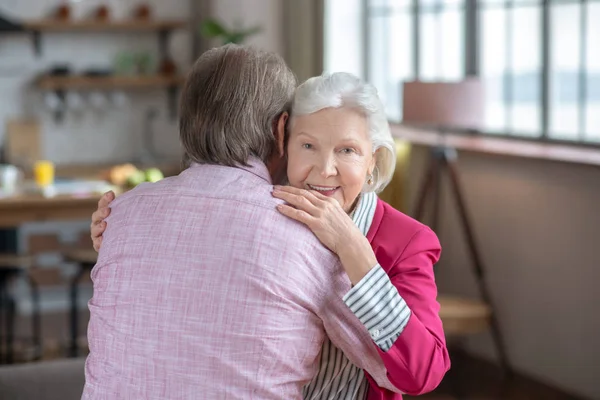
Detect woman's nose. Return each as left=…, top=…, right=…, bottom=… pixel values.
left=319, top=156, right=337, bottom=178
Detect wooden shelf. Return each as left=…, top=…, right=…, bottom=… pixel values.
left=391, top=123, right=600, bottom=167
left=23, top=19, right=188, bottom=32
left=36, top=75, right=185, bottom=90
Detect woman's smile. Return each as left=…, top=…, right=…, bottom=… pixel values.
left=306, top=184, right=341, bottom=197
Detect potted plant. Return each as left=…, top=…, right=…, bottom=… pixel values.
left=199, top=18, right=261, bottom=45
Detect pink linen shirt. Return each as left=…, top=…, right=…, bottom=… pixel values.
left=83, top=159, right=397, bottom=399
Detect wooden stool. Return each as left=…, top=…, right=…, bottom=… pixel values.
left=64, top=249, right=97, bottom=358
left=439, top=295, right=494, bottom=398
left=0, top=254, right=41, bottom=364
left=439, top=295, right=492, bottom=335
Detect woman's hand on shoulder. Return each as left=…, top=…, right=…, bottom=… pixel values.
left=90, top=191, right=115, bottom=252
left=272, top=185, right=378, bottom=284
left=271, top=185, right=360, bottom=254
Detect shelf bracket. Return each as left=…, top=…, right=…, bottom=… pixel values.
left=158, top=29, right=171, bottom=59
left=52, top=89, right=66, bottom=124
left=167, top=85, right=179, bottom=120
left=31, top=30, right=42, bottom=56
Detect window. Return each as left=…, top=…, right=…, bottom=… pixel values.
left=324, top=0, right=600, bottom=144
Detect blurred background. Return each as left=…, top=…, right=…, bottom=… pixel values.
left=0, top=1, right=598, bottom=399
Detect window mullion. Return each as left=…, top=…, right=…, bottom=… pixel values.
left=414, top=0, right=421, bottom=78
left=465, top=0, right=479, bottom=76
left=579, top=0, right=588, bottom=140
left=362, top=0, right=370, bottom=81
left=541, top=0, right=550, bottom=139
left=505, top=0, right=514, bottom=132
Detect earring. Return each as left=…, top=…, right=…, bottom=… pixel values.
left=367, top=174, right=373, bottom=185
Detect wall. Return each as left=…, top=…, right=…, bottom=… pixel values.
left=210, top=0, right=283, bottom=55
left=407, top=145, right=600, bottom=400
left=0, top=0, right=192, bottom=165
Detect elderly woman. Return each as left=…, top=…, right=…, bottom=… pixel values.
left=90, top=72, right=450, bottom=399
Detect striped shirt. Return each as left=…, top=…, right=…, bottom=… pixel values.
left=302, top=192, right=412, bottom=400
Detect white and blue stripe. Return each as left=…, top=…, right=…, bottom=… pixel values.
left=302, top=192, right=412, bottom=400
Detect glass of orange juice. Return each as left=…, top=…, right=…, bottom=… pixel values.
left=33, top=160, right=55, bottom=187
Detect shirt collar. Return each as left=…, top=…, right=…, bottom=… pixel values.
left=235, top=156, right=273, bottom=183
left=189, top=156, right=272, bottom=184
left=351, top=191, right=378, bottom=236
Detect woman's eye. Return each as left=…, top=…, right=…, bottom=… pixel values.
left=340, top=148, right=355, bottom=154
left=302, top=143, right=313, bottom=149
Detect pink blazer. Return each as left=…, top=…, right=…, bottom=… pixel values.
left=365, top=199, right=451, bottom=399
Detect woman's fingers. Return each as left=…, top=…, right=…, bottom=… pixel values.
left=272, top=187, right=320, bottom=215
left=98, top=191, right=115, bottom=208
left=307, top=189, right=337, bottom=204
left=91, top=221, right=107, bottom=252
left=275, top=204, right=315, bottom=226
left=273, top=185, right=323, bottom=206
left=93, top=236, right=103, bottom=252
left=90, top=191, right=115, bottom=252
left=91, top=220, right=107, bottom=237
left=91, top=207, right=111, bottom=225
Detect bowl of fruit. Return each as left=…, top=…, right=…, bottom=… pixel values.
left=105, top=164, right=164, bottom=190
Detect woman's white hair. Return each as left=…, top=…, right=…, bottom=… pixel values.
left=291, top=72, right=396, bottom=193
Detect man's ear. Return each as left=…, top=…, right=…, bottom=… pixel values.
left=275, top=112, right=289, bottom=157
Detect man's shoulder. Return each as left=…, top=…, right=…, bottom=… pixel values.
left=110, top=175, right=181, bottom=206
left=110, top=176, right=329, bottom=249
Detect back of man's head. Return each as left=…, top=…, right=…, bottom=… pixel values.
left=179, top=44, right=296, bottom=167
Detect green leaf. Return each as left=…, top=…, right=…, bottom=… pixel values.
left=225, top=33, right=245, bottom=44
left=200, top=19, right=229, bottom=38
left=199, top=19, right=262, bottom=45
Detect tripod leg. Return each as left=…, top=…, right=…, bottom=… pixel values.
left=443, top=150, right=512, bottom=381
left=430, top=156, right=442, bottom=234
left=414, top=152, right=441, bottom=223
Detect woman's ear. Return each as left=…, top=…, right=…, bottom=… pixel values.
left=369, top=149, right=380, bottom=176
left=275, top=112, right=289, bottom=157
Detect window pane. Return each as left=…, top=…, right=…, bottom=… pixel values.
left=480, top=7, right=508, bottom=132
left=480, top=0, right=505, bottom=4
left=585, top=3, right=600, bottom=142
left=549, top=3, right=581, bottom=140
left=440, top=10, right=465, bottom=80
left=368, top=13, right=414, bottom=121
left=480, top=0, right=540, bottom=5
left=419, top=0, right=465, bottom=12
left=419, top=10, right=464, bottom=80
left=369, top=0, right=412, bottom=9
left=324, top=0, right=364, bottom=78
left=419, top=12, right=438, bottom=80
left=509, top=6, right=541, bottom=135
left=479, top=0, right=542, bottom=8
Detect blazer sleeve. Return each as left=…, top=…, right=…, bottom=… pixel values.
left=370, top=226, right=451, bottom=396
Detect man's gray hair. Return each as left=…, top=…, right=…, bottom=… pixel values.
left=180, top=44, right=297, bottom=167
left=291, top=72, right=396, bottom=193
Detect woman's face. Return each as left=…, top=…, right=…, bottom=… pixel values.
left=286, top=107, right=375, bottom=213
